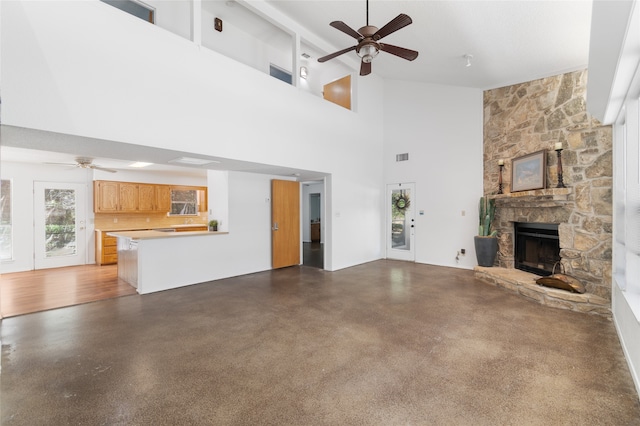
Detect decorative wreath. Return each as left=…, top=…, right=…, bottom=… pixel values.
left=393, top=193, right=411, bottom=212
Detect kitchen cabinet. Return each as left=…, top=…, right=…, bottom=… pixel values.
left=119, top=183, right=139, bottom=212
left=95, top=230, right=118, bottom=265
left=174, top=225, right=208, bottom=232
left=94, top=181, right=120, bottom=213
left=156, top=185, right=171, bottom=211
left=197, top=188, right=207, bottom=213
left=138, top=184, right=156, bottom=212
left=94, top=181, right=175, bottom=213
left=138, top=184, right=170, bottom=212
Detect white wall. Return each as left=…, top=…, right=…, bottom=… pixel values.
left=383, top=80, right=483, bottom=269
left=1, top=0, right=385, bottom=272
left=148, top=0, right=191, bottom=41
left=201, top=8, right=292, bottom=77
left=93, top=169, right=206, bottom=186
left=0, top=162, right=95, bottom=273
left=207, top=170, right=229, bottom=232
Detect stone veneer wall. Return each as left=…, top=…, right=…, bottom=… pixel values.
left=483, top=70, right=613, bottom=301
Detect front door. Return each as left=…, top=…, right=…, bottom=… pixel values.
left=386, top=183, right=415, bottom=261
left=34, top=182, right=87, bottom=269
left=272, top=179, right=300, bottom=268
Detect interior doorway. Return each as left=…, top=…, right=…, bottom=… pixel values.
left=302, top=180, right=324, bottom=269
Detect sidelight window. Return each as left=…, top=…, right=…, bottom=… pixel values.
left=0, top=179, right=13, bottom=261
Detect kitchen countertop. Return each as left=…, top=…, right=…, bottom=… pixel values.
left=107, top=230, right=228, bottom=240
left=97, top=224, right=210, bottom=232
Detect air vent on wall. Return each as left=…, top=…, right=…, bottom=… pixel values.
left=301, top=53, right=311, bottom=59
left=396, top=153, right=409, bottom=162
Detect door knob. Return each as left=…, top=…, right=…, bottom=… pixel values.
left=273, top=222, right=279, bottom=231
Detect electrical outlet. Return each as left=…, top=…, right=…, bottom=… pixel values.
left=461, top=249, right=466, bottom=255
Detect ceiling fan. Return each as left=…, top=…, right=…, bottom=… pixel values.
left=46, top=157, right=118, bottom=173
left=317, top=0, right=419, bottom=76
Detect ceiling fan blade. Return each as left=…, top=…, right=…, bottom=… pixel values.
left=330, top=21, right=362, bottom=40
left=318, top=45, right=356, bottom=63
left=44, top=162, right=77, bottom=166
left=380, top=43, right=419, bottom=61
left=360, top=61, right=372, bottom=76
left=373, top=14, right=412, bottom=40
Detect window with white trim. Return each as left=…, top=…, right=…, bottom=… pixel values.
left=0, top=179, right=13, bottom=261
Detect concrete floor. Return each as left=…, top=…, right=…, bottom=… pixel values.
left=2, top=260, right=639, bottom=425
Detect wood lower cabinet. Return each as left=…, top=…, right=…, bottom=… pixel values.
left=174, top=225, right=208, bottom=232
left=96, top=230, right=118, bottom=265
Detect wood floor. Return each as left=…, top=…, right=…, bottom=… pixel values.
left=1, top=264, right=137, bottom=318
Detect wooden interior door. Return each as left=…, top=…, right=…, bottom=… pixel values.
left=323, top=74, right=351, bottom=110
left=272, top=180, right=300, bottom=269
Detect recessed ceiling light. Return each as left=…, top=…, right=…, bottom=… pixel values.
left=129, top=162, right=153, bottom=168
left=168, top=157, right=220, bottom=166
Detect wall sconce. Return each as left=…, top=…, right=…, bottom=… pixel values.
left=300, top=66, right=308, bottom=79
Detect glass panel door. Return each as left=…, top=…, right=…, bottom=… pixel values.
left=34, top=182, right=87, bottom=269
left=386, top=183, right=415, bottom=261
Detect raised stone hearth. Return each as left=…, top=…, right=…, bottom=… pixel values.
left=474, top=266, right=610, bottom=318
left=478, top=70, right=613, bottom=314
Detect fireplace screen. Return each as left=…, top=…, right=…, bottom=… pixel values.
left=514, top=222, right=560, bottom=276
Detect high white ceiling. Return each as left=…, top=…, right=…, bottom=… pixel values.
left=2, top=0, right=594, bottom=176
left=262, top=0, right=593, bottom=89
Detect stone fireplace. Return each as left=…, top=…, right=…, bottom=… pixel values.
left=513, top=222, right=560, bottom=276
left=475, top=70, right=613, bottom=317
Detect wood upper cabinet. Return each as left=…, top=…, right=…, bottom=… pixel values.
left=156, top=185, right=171, bottom=212
left=94, top=180, right=204, bottom=214
left=119, top=183, right=139, bottom=212
left=94, top=181, right=120, bottom=213
left=138, top=184, right=171, bottom=212
left=138, top=184, right=156, bottom=212
left=197, top=188, right=208, bottom=213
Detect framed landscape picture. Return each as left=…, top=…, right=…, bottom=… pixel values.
left=511, top=150, right=546, bottom=192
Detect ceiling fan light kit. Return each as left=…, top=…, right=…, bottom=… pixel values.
left=317, top=0, right=418, bottom=76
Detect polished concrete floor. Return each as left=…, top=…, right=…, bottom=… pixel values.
left=2, top=260, right=639, bottom=425
left=303, top=241, right=323, bottom=269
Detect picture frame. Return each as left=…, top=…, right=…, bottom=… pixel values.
left=511, top=150, right=547, bottom=192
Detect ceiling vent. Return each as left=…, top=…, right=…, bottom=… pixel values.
left=396, top=153, right=409, bottom=162
left=301, top=53, right=311, bottom=59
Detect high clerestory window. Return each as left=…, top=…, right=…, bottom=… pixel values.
left=100, top=0, right=155, bottom=24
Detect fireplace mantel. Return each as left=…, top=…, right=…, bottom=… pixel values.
left=490, top=188, right=573, bottom=208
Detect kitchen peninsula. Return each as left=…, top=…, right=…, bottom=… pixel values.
left=107, top=229, right=228, bottom=294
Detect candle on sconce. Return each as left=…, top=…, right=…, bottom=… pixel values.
left=554, top=142, right=563, bottom=151
left=498, top=159, right=504, bottom=166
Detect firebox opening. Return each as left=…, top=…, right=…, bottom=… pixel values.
left=514, top=222, right=560, bottom=276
